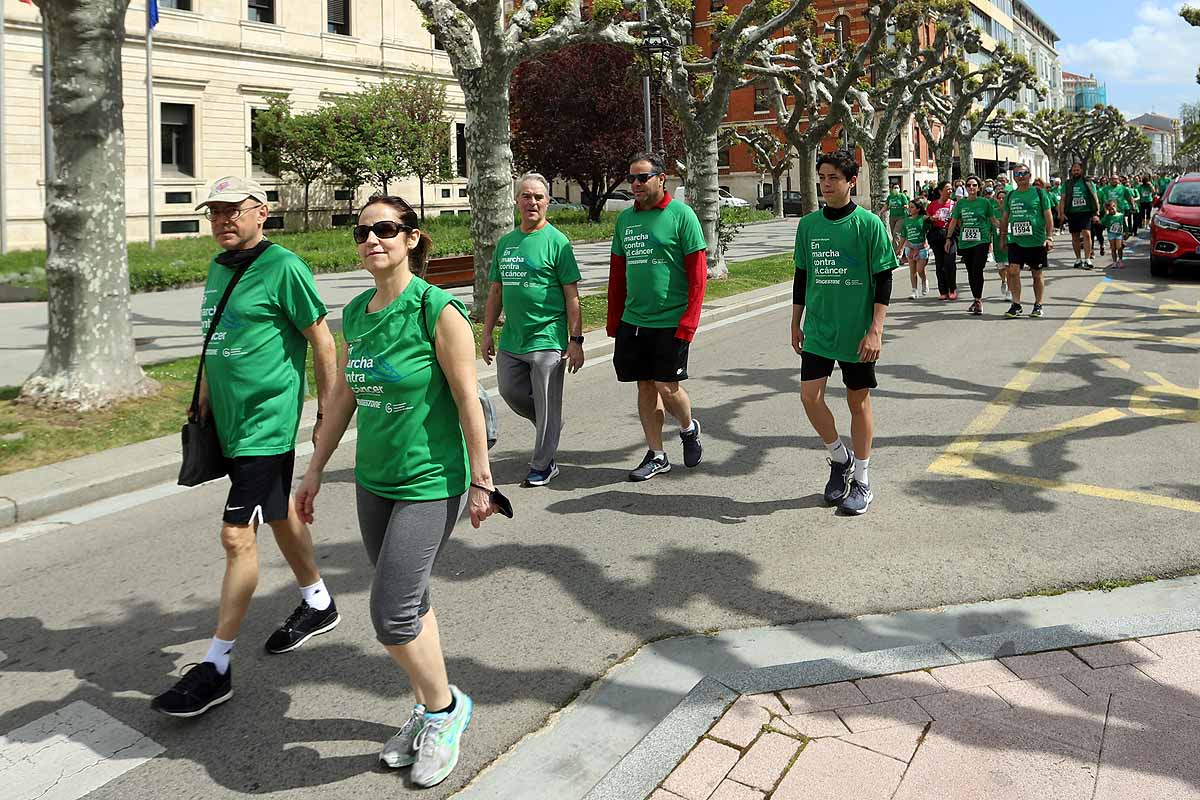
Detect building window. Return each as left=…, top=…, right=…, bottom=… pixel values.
left=264, top=215, right=285, bottom=230
left=455, top=123, right=468, bottom=178
left=459, top=188, right=468, bottom=198
left=266, top=190, right=280, bottom=202
left=161, top=219, right=200, bottom=234
left=165, top=191, right=192, bottom=204
left=161, top=0, right=193, bottom=9
left=440, top=210, right=456, bottom=216
left=248, top=0, right=275, bottom=24
left=754, top=83, right=771, bottom=113
left=433, top=34, right=444, bottom=51
left=334, top=189, right=353, bottom=201
left=718, top=146, right=730, bottom=168
left=327, top=0, right=350, bottom=35
left=249, top=108, right=274, bottom=177
left=888, top=134, right=902, bottom=160
left=711, top=0, right=725, bottom=10
left=833, top=14, right=851, bottom=44
left=331, top=213, right=355, bottom=226
left=457, top=209, right=470, bottom=216
left=441, top=188, right=451, bottom=198
left=160, top=103, right=195, bottom=176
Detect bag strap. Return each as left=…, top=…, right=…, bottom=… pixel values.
left=417, top=285, right=434, bottom=342
left=190, top=263, right=250, bottom=420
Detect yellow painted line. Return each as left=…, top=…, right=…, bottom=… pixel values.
left=929, top=462, right=1200, bottom=514
left=1129, top=371, right=1200, bottom=421
left=1073, top=330, right=1200, bottom=346
left=1066, top=333, right=1131, bottom=371
left=1106, top=281, right=1159, bottom=301
left=973, top=408, right=1129, bottom=455
left=1068, top=314, right=1146, bottom=334
left=928, top=281, right=1110, bottom=473
left=1159, top=299, right=1200, bottom=315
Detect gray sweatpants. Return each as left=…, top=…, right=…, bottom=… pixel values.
left=355, top=485, right=468, bottom=646
left=496, top=348, right=566, bottom=470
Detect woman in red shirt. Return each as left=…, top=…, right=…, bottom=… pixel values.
left=925, top=181, right=957, bottom=300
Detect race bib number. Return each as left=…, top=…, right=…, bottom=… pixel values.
left=961, top=228, right=982, bottom=242
left=1071, top=195, right=1086, bottom=208
left=1011, top=221, right=1034, bottom=237
left=1109, top=222, right=1123, bottom=235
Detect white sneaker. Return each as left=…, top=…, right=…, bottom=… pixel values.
left=1085, top=258, right=1094, bottom=268
left=411, top=686, right=474, bottom=788
left=380, top=704, right=426, bottom=768
left=1001, top=285, right=1011, bottom=301
left=909, top=289, right=920, bottom=300
left=919, top=280, right=929, bottom=296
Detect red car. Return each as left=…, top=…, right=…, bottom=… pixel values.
left=1150, top=174, right=1200, bottom=277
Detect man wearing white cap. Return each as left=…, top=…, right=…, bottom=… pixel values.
left=152, top=177, right=340, bottom=718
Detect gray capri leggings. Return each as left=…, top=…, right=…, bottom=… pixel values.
left=355, top=484, right=468, bottom=646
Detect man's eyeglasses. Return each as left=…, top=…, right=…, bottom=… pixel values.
left=204, top=202, right=263, bottom=221
left=627, top=172, right=661, bottom=184
left=353, top=220, right=414, bottom=244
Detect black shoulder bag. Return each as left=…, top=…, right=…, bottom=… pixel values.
left=178, top=265, right=249, bottom=486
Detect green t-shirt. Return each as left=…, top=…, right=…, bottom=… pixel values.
left=1047, top=187, right=1062, bottom=208
left=1003, top=187, right=1051, bottom=247
left=1100, top=213, right=1125, bottom=237
left=1138, top=184, right=1154, bottom=202
left=901, top=216, right=929, bottom=245
left=988, top=198, right=1008, bottom=261
left=611, top=197, right=708, bottom=329
left=487, top=223, right=581, bottom=353
left=1004, top=182, right=1017, bottom=193
left=1157, top=177, right=1171, bottom=195
left=342, top=276, right=470, bottom=502
left=793, top=206, right=898, bottom=363
left=887, top=191, right=910, bottom=218
left=1065, top=179, right=1097, bottom=214
left=1099, top=184, right=1130, bottom=212
left=950, top=197, right=995, bottom=250
left=201, top=243, right=326, bottom=458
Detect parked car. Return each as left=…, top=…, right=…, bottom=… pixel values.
left=548, top=196, right=583, bottom=212
left=603, top=190, right=636, bottom=212
left=718, top=188, right=751, bottom=208
left=756, top=190, right=804, bottom=216
left=1149, top=174, right=1200, bottom=277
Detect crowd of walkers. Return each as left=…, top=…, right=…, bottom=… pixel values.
left=884, top=165, right=1170, bottom=318
left=149, top=152, right=1170, bottom=789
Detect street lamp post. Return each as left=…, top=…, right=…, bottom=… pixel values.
left=986, top=119, right=1006, bottom=179
left=640, top=24, right=676, bottom=158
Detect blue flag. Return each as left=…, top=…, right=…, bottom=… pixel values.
left=148, top=0, right=159, bottom=29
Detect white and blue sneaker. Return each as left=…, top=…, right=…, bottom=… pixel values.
left=839, top=480, right=874, bottom=515
left=525, top=461, right=559, bottom=487
left=412, top=685, right=474, bottom=788
left=380, top=704, right=426, bottom=768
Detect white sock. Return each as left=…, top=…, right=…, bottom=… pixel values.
left=301, top=578, right=332, bottom=612
left=653, top=450, right=667, bottom=461
left=824, top=439, right=850, bottom=465
left=680, top=420, right=696, bottom=435
left=853, top=457, right=870, bottom=486
left=204, top=637, right=235, bottom=675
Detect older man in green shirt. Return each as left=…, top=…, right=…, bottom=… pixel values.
left=483, top=173, right=584, bottom=487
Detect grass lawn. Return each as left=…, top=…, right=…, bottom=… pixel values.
left=0, top=252, right=790, bottom=476
left=0, top=208, right=775, bottom=299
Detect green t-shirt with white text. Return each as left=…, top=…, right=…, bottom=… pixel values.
left=793, top=206, right=898, bottom=363
left=887, top=192, right=910, bottom=218
left=1065, top=179, right=1097, bottom=214
left=201, top=243, right=326, bottom=458
left=1098, top=184, right=1129, bottom=212
left=1101, top=212, right=1125, bottom=237
left=1003, top=187, right=1051, bottom=248
left=342, top=276, right=470, bottom=502
left=951, top=197, right=995, bottom=250
left=611, top=197, right=708, bottom=329
left=1138, top=184, right=1154, bottom=202
left=901, top=216, right=929, bottom=245
left=488, top=223, right=581, bottom=353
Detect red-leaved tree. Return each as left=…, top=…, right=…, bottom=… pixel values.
left=510, top=43, right=683, bottom=221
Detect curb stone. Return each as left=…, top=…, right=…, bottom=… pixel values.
left=0, top=282, right=790, bottom=530
left=582, top=607, right=1200, bottom=800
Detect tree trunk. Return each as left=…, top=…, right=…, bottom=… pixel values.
left=799, top=144, right=818, bottom=215
left=418, top=177, right=426, bottom=222
left=771, top=166, right=785, bottom=218
left=20, top=0, right=156, bottom=410
left=958, top=135, right=974, bottom=179
left=936, top=143, right=954, bottom=185
left=866, top=144, right=890, bottom=212
left=459, top=65, right=515, bottom=314
left=684, top=129, right=726, bottom=279
left=302, top=181, right=311, bottom=232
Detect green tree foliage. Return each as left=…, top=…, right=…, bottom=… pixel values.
left=397, top=78, right=455, bottom=220
left=253, top=99, right=336, bottom=232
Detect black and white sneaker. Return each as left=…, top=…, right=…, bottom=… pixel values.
left=823, top=456, right=853, bottom=505
left=265, top=599, right=340, bottom=654
left=680, top=419, right=703, bottom=468
left=839, top=480, right=874, bottom=516
left=629, top=450, right=671, bottom=482
left=1004, top=303, right=1023, bottom=319
left=1030, top=303, right=1044, bottom=318
left=151, top=662, right=232, bottom=718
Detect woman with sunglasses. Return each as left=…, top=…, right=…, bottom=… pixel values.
left=945, top=175, right=999, bottom=315
left=925, top=181, right=957, bottom=300
left=295, top=195, right=504, bottom=788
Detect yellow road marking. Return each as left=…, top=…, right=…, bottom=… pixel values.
left=1159, top=299, right=1200, bottom=315
left=973, top=409, right=1129, bottom=455
left=1072, top=330, right=1200, bottom=346
left=1129, top=372, right=1200, bottom=422
left=1066, top=333, right=1131, bottom=371
left=1105, top=281, right=1159, bottom=301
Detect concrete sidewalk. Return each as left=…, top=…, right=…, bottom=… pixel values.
left=0, top=218, right=799, bottom=387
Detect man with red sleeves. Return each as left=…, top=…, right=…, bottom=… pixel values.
left=607, top=152, right=708, bottom=481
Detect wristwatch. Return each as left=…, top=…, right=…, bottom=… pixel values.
left=570, top=336, right=585, bottom=344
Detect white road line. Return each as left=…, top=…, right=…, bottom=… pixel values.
left=0, top=700, right=163, bottom=800
left=0, top=297, right=790, bottom=545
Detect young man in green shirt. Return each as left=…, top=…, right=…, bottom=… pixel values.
left=791, top=150, right=899, bottom=515
left=483, top=173, right=584, bottom=487
left=607, top=152, right=708, bottom=481
left=1000, top=164, right=1055, bottom=319
left=152, top=177, right=340, bottom=718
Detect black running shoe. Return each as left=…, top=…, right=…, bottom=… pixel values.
left=629, top=450, right=671, bottom=482
left=151, top=662, right=232, bottom=718
left=1004, top=303, right=1023, bottom=319
left=265, top=599, right=341, bottom=654
left=1030, top=303, right=1044, bottom=318
left=823, top=456, right=853, bottom=505
left=680, top=419, right=703, bottom=468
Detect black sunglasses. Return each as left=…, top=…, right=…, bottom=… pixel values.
left=353, top=220, right=414, bottom=244
left=1013, top=170, right=1030, bottom=177
left=628, top=171, right=662, bottom=184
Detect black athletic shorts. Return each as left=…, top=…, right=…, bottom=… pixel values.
left=613, top=322, right=690, bottom=383
left=800, top=351, right=877, bottom=391
left=222, top=450, right=295, bottom=525
left=1067, top=213, right=1092, bottom=234
left=1008, top=243, right=1049, bottom=271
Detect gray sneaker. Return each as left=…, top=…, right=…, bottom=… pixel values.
left=379, top=704, right=426, bottom=768
left=411, top=686, right=474, bottom=788
left=839, top=480, right=874, bottom=515
left=823, top=456, right=853, bottom=505
left=629, top=450, right=671, bottom=482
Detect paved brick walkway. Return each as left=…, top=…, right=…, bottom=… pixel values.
left=647, top=632, right=1200, bottom=799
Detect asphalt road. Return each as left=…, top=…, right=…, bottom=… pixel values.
left=1, top=231, right=1198, bottom=799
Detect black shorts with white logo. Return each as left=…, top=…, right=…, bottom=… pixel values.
left=613, top=322, right=690, bottom=383
left=1008, top=243, right=1049, bottom=271
left=222, top=450, right=295, bottom=525
left=800, top=351, right=878, bottom=391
